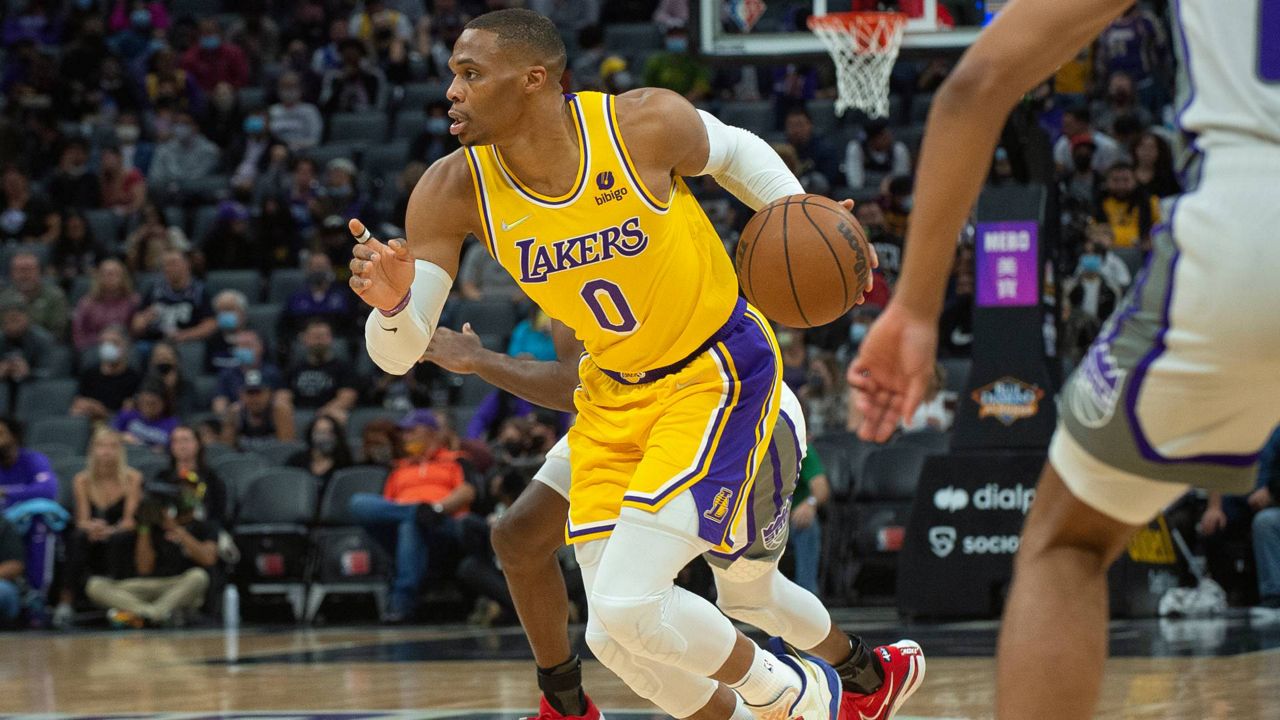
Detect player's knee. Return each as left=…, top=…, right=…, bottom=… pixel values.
left=491, top=506, right=559, bottom=572
left=590, top=588, right=682, bottom=660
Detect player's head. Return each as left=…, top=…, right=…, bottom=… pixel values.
left=446, top=9, right=567, bottom=146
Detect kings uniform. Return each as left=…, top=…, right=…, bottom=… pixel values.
left=463, top=91, right=781, bottom=552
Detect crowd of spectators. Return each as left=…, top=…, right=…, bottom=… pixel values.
left=0, top=0, right=1274, bottom=629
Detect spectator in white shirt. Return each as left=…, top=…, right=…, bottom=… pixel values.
left=844, top=121, right=911, bottom=190
left=268, top=71, right=323, bottom=152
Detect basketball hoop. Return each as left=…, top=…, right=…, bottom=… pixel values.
left=808, top=12, right=908, bottom=118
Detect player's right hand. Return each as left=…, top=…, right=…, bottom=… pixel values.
left=420, top=322, right=484, bottom=374
left=348, top=218, right=416, bottom=312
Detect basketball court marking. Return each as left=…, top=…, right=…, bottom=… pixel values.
left=0, top=711, right=967, bottom=720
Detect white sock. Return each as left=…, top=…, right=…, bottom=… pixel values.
left=729, top=691, right=758, bottom=720
left=728, top=643, right=802, bottom=707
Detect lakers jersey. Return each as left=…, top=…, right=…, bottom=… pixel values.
left=462, top=91, right=740, bottom=373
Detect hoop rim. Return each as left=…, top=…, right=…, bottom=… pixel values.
left=806, top=11, right=909, bottom=32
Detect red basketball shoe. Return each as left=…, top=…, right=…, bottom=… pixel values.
left=838, top=641, right=925, bottom=720
left=523, top=693, right=606, bottom=720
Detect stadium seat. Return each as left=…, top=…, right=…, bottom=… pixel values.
left=253, top=440, right=306, bottom=466
left=245, top=303, right=282, bottom=347
left=83, top=209, right=122, bottom=248
left=31, top=442, right=77, bottom=462
left=267, top=268, right=307, bottom=304
left=939, top=357, right=972, bottom=394
left=895, top=428, right=950, bottom=454
left=857, top=445, right=927, bottom=501
left=206, top=269, right=263, bottom=302
left=809, top=99, right=839, bottom=134
left=810, top=431, right=873, bottom=501
left=29, top=416, right=92, bottom=455
left=293, top=409, right=316, bottom=439
left=305, top=465, right=392, bottom=622
left=69, top=274, right=92, bottom=305
left=398, top=81, right=448, bottom=110
left=203, top=442, right=236, bottom=462
left=364, top=141, right=411, bottom=178
left=457, top=373, right=495, bottom=406
left=191, top=204, right=220, bottom=244
left=131, top=453, right=169, bottom=482
left=347, top=408, right=399, bottom=437
left=51, top=456, right=85, bottom=509
left=239, top=86, right=267, bottom=113
left=15, top=379, right=77, bottom=421
left=718, top=100, right=774, bottom=134
left=177, top=174, right=230, bottom=202
left=211, top=454, right=266, bottom=501
left=303, top=143, right=365, bottom=169
left=392, top=110, right=426, bottom=140
left=453, top=299, right=518, bottom=337
left=234, top=468, right=320, bottom=621
left=174, top=341, right=205, bottom=379
left=604, top=22, right=663, bottom=51
left=124, top=443, right=161, bottom=467
left=328, top=113, right=388, bottom=144
left=193, top=374, right=219, bottom=409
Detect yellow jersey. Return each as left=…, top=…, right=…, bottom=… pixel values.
left=462, top=91, right=740, bottom=373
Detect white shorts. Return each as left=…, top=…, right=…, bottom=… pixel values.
left=1055, top=147, right=1280, bottom=524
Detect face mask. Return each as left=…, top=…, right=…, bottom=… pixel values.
left=404, top=440, right=427, bottom=456
left=368, top=446, right=393, bottom=464
left=312, top=436, right=336, bottom=454
left=200, top=35, right=222, bottom=51
left=116, top=125, right=140, bottom=144
left=426, top=117, right=449, bottom=135
left=244, top=116, right=265, bottom=134
left=307, top=270, right=333, bottom=288
left=154, top=362, right=176, bottom=374
left=850, top=323, right=869, bottom=344
left=172, top=123, right=193, bottom=141
left=501, top=440, right=525, bottom=456
left=279, top=88, right=302, bottom=104
left=217, top=311, right=240, bottom=331
left=130, top=9, right=151, bottom=28
left=99, top=342, right=122, bottom=363
left=233, top=347, right=256, bottom=366
left=1079, top=255, right=1103, bottom=274
left=665, top=36, right=688, bottom=53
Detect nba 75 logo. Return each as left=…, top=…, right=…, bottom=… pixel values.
left=595, top=171, right=628, bottom=205
left=971, top=376, right=1044, bottom=426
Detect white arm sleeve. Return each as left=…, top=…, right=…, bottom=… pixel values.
left=697, top=109, right=804, bottom=211
left=364, top=259, right=453, bottom=376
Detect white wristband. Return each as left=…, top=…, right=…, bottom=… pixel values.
left=364, top=259, right=453, bottom=375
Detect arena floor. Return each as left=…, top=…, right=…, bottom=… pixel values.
left=3, top=610, right=1279, bottom=720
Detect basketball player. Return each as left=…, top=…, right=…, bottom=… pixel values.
left=419, top=320, right=923, bottom=720
left=347, top=9, right=918, bottom=720
left=847, top=0, right=1280, bottom=718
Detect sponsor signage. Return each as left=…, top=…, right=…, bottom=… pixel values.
left=975, top=220, right=1039, bottom=308
left=972, top=376, right=1045, bottom=426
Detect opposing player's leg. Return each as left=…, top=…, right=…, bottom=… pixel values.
left=997, top=218, right=1280, bottom=719
left=491, top=438, right=600, bottom=720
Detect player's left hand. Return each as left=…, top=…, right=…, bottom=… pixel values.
left=349, top=218, right=416, bottom=312
left=838, top=198, right=879, bottom=303
left=848, top=302, right=938, bottom=443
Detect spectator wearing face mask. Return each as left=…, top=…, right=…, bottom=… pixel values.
left=1060, top=134, right=1102, bottom=213
left=1053, top=104, right=1124, bottom=176
left=1093, top=161, right=1161, bottom=250
left=1083, top=223, right=1132, bottom=292
left=47, top=139, right=101, bottom=210
left=147, top=113, right=222, bottom=196
left=111, top=113, right=153, bottom=175
left=286, top=413, right=353, bottom=484
left=410, top=100, right=461, bottom=166
left=282, top=319, right=358, bottom=423
left=268, top=71, right=323, bottom=152
left=221, top=368, right=294, bottom=450
left=845, top=121, right=912, bottom=190
left=72, top=326, right=143, bottom=423
left=181, top=19, right=249, bottom=92
left=360, top=418, right=400, bottom=467
left=1061, top=250, right=1121, bottom=365
left=213, top=330, right=283, bottom=415
left=316, top=158, right=373, bottom=225
left=225, top=112, right=278, bottom=188
left=113, top=377, right=179, bottom=450
left=282, top=253, right=353, bottom=338
left=642, top=26, right=710, bottom=101
left=204, top=290, right=250, bottom=373
left=144, top=341, right=200, bottom=417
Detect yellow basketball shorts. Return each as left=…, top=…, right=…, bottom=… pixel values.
left=566, top=300, right=782, bottom=553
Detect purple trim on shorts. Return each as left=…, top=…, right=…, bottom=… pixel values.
left=1123, top=206, right=1262, bottom=468
left=566, top=522, right=615, bottom=540
left=1171, top=0, right=1203, bottom=189
left=779, top=408, right=804, bottom=489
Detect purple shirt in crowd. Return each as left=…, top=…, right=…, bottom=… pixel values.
left=112, top=410, right=180, bottom=449
left=0, top=449, right=57, bottom=511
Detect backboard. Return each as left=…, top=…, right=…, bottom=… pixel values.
left=696, top=0, right=986, bottom=60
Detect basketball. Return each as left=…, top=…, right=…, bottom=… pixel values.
left=735, top=194, right=874, bottom=328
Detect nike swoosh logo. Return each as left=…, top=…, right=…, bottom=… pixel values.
left=859, top=675, right=895, bottom=720
left=379, top=324, right=398, bottom=334
left=501, top=215, right=531, bottom=232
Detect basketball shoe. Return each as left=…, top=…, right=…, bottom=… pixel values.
left=759, top=638, right=841, bottom=720
left=522, top=693, right=605, bottom=720
left=838, top=641, right=925, bottom=720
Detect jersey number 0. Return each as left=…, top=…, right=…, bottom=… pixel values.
left=581, top=279, right=639, bottom=334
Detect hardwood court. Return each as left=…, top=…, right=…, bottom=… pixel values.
left=2, top=614, right=1279, bottom=719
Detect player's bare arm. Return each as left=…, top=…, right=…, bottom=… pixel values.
left=421, top=319, right=583, bottom=412
left=851, top=0, right=1134, bottom=441
left=349, top=150, right=482, bottom=375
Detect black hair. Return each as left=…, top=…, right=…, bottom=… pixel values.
left=1065, top=103, right=1092, bottom=124
left=0, top=416, right=24, bottom=446
left=465, top=9, right=567, bottom=78
left=307, top=413, right=354, bottom=466
left=166, top=424, right=208, bottom=473
left=577, top=24, right=604, bottom=49
left=784, top=106, right=812, bottom=122
left=1107, top=160, right=1135, bottom=174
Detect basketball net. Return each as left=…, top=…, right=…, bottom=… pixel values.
left=808, top=12, right=908, bottom=119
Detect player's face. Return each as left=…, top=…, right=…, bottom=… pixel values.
left=446, top=29, right=536, bottom=146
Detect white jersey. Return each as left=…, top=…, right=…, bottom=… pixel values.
left=1174, top=0, right=1280, bottom=158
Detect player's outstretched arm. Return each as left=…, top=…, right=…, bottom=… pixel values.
left=351, top=151, right=480, bottom=376
left=851, top=0, right=1132, bottom=442
left=421, top=319, right=584, bottom=412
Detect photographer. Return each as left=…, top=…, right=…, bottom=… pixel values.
left=84, top=485, right=216, bottom=628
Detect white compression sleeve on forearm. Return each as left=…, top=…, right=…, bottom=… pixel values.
left=697, top=109, right=804, bottom=211
left=364, top=259, right=453, bottom=375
